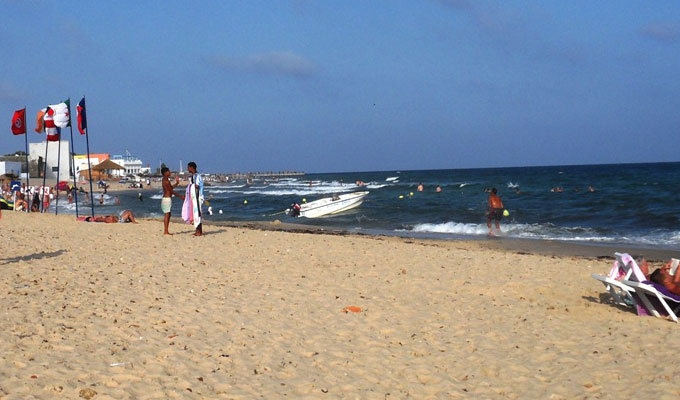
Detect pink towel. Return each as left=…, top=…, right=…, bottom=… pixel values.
left=181, top=184, right=193, bottom=223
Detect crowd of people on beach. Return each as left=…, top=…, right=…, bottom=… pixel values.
left=1, top=182, right=85, bottom=213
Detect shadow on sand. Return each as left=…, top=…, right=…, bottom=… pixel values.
left=1, top=249, right=67, bottom=265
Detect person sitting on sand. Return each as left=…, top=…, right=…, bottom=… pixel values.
left=14, top=193, right=27, bottom=211
left=31, top=193, right=40, bottom=212
left=486, top=187, right=504, bottom=236
left=119, top=210, right=138, bottom=223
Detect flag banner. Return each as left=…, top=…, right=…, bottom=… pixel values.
left=49, top=100, right=70, bottom=128
left=44, top=107, right=61, bottom=141
left=77, top=97, right=87, bottom=135
left=35, top=108, right=46, bottom=133
left=11, top=108, right=26, bottom=135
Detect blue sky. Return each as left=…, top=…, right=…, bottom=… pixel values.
left=1, top=0, right=679, bottom=173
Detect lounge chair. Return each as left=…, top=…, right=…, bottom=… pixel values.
left=622, top=280, right=680, bottom=323
left=591, top=252, right=646, bottom=307
left=591, top=273, right=635, bottom=307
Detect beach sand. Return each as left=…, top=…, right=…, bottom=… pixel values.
left=1, top=212, right=678, bottom=399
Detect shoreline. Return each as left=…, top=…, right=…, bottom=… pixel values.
left=178, top=218, right=678, bottom=262
left=14, top=183, right=678, bottom=260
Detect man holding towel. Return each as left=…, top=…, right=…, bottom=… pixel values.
left=187, top=161, right=204, bottom=236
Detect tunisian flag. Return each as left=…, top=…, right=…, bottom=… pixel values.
left=11, top=108, right=26, bottom=135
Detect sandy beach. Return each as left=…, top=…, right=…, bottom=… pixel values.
left=1, top=212, right=678, bottom=399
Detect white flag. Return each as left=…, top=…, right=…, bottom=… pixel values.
left=49, top=100, right=70, bottom=128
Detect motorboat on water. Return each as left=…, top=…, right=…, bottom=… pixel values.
left=287, top=191, right=369, bottom=218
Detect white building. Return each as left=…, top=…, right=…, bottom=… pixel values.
left=111, top=151, right=150, bottom=176
left=0, top=161, right=23, bottom=176
left=28, top=141, right=72, bottom=181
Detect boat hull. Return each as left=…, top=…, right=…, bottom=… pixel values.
left=298, top=191, right=369, bottom=218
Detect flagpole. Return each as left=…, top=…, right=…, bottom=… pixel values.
left=82, top=97, right=95, bottom=218
left=23, top=107, right=30, bottom=192
left=68, top=125, right=79, bottom=217
left=66, top=98, right=79, bottom=217
left=55, top=136, right=61, bottom=215
left=41, top=139, right=49, bottom=213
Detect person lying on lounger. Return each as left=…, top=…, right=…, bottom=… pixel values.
left=648, top=261, right=680, bottom=295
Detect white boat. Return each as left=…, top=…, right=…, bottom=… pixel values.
left=287, top=191, right=369, bottom=218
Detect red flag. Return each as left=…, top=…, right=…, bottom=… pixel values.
left=35, top=109, right=46, bottom=133
left=11, top=108, right=26, bottom=135
left=44, top=107, right=60, bottom=141
left=77, top=97, right=87, bottom=135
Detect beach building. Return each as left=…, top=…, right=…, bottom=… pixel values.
left=111, top=151, right=151, bottom=176
left=78, top=159, right=125, bottom=181
left=28, top=141, right=72, bottom=181
left=73, top=153, right=110, bottom=179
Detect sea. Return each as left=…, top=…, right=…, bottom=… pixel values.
left=54, top=162, right=680, bottom=249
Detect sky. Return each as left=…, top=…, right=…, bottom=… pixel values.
left=1, top=0, right=679, bottom=173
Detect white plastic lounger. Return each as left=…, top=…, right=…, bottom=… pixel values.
left=622, top=280, right=680, bottom=323
left=591, top=252, right=646, bottom=307
left=591, top=273, right=635, bottom=307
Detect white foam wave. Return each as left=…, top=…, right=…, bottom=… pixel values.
left=409, top=221, right=680, bottom=246
left=240, top=187, right=356, bottom=196
left=412, top=222, right=488, bottom=235
left=150, top=194, right=163, bottom=199
left=206, top=179, right=364, bottom=197
left=207, top=184, right=246, bottom=190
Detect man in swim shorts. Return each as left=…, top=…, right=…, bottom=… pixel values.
left=486, top=187, right=504, bottom=236
left=161, top=167, right=184, bottom=235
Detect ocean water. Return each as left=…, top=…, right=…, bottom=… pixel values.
left=54, top=162, right=680, bottom=249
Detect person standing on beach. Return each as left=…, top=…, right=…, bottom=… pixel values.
left=486, top=187, right=504, bottom=236
left=187, top=161, right=204, bottom=236
left=161, top=167, right=184, bottom=235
